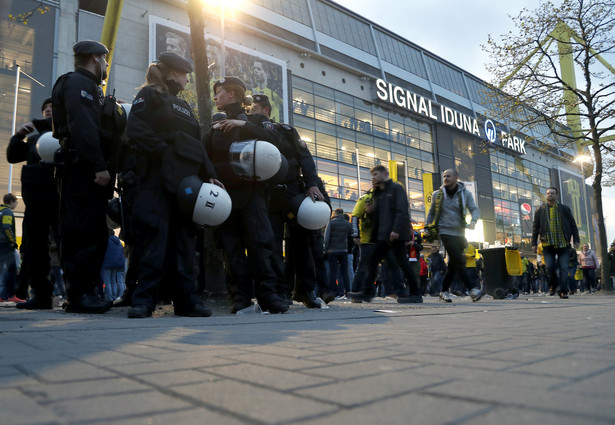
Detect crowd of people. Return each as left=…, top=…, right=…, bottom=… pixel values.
left=2, top=39, right=607, bottom=318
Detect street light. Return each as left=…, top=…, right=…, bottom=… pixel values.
left=204, top=0, right=244, bottom=77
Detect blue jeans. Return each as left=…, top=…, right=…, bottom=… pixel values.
left=328, top=252, right=350, bottom=295
left=542, top=245, right=570, bottom=293
left=0, top=248, right=17, bottom=300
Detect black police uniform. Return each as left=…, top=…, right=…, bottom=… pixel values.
left=51, top=47, right=111, bottom=310
left=126, top=79, right=216, bottom=315
left=7, top=117, right=59, bottom=307
left=249, top=112, right=326, bottom=306
left=204, top=100, right=287, bottom=313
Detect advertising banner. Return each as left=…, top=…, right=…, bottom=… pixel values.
left=518, top=197, right=533, bottom=238
left=149, top=16, right=287, bottom=123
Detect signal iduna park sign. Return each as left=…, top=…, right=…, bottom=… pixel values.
left=375, top=79, right=527, bottom=155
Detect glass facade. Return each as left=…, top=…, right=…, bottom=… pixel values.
left=292, top=76, right=434, bottom=218
left=490, top=150, right=551, bottom=249
left=250, top=0, right=312, bottom=26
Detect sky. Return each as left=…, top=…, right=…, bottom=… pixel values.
left=333, top=0, right=615, bottom=243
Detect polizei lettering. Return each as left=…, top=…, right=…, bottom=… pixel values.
left=172, top=103, right=191, bottom=117
left=376, top=78, right=480, bottom=137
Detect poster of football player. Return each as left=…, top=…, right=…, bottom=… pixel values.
left=150, top=16, right=287, bottom=123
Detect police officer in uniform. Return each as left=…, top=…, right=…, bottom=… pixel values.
left=8, top=98, right=59, bottom=309
left=204, top=77, right=288, bottom=314
left=249, top=94, right=330, bottom=307
left=124, top=52, right=219, bottom=318
left=51, top=40, right=113, bottom=313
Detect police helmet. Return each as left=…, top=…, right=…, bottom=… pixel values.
left=288, top=194, right=331, bottom=230
left=266, top=154, right=289, bottom=185
left=177, top=176, right=232, bottom=226
left=229, top=140, right=281, bottom=181
left=36, top=132, right=60, bottom=162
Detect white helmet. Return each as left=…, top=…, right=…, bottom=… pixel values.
left=177, top=176, right=232, bottom=226
left=297, top=197, right=331, bottom=230
left=229, top=140, right=281, bottom=181
left=36, top=132, right=60, bottom=162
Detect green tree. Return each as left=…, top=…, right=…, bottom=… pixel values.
left=484, top=0, right=615, bottom=291
left=187, top=0, right=212, bottom=131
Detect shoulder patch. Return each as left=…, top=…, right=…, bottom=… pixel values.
left=133, top=97, right=144, bottom=105
left=281, top=124, right=292, bottom=131
left=263, top=122, right=274, bottom=130
left=298, top=139, right=308, bottom=149
left=80, top=90, right=94, bottom=101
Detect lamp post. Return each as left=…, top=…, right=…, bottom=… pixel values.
left=574, top=154, right=592, bottom=246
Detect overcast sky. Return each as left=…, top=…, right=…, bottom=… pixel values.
left=333, top=0, right=615, bottom=244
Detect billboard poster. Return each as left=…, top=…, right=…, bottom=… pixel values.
left=518, top=198, right=533, bottom=238
left=558, top=168, right=590, bottom=244
left=149, top=16, right=287, bottom=123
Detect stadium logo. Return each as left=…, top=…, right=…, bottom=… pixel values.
left=484, top=119, right=497, bottom=143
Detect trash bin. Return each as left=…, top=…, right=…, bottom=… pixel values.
left=478, top=247, right=515, bottom=298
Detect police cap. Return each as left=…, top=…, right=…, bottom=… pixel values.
left=158, top=52, right=193, bottom=73
left=73, top=40, right=109, bottom=56
left=41, top=97, right=52, bottom=111
left=213, top=76, right=246, bottom=93
left=252, top=94, right=271, bottom=108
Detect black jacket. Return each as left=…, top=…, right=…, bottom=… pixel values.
left=370, top=179, right=412, bottom=242
left=531, top=202, right=580, bottom=248
left=324, top=215, right=352, bottom=254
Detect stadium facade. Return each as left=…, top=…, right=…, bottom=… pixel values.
left=1, top=0, right=597, bottom=251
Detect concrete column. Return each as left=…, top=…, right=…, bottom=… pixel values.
left=56, top=0, right=79, bottom=76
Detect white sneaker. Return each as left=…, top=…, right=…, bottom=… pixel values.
left=470, top=288, right=485, bottom=302
left=439, top=292, right=452, bottom=303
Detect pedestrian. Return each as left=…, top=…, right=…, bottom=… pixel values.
left=0, top=194, right=22, bottom=303
left=101, top=230, right=126, bottom=301
left=50, top=40, right=115, bottom=313
left=531, top=186, right=580, bottom=298
left=568, top=246, right=579, bottom=294
left=419, top=254, right=428, bottom=295
left=428, top=246, right=446, bottom=296
left=579, top=243, right=599, bottom=293
left=608, top=242, right=615, bottom=289
left=348, top=165, right=423, bottom=304
left=124, top=52, right=218, bottom=318
left=204, top=76, right=287, bottom=314
left=249, top=94, right=329, bottom=307
left=324, top=208, right=352, bottom=298
left=9, top=98, right=60, bottom=310
left=425, top=169, right=482, bottom=303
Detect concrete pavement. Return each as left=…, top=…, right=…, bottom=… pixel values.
left=1, top=293, right=614, bottom=425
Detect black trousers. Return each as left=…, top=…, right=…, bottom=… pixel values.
left=20, top=197, right=59, bottom=299
left=361, top=240, right=420, bottom=297
left=440, top=234, right=474, bottom=292
left=59, top=164, right=108, bottom=301
left=130, top=182, right=200, bottom=312
left=218, top=187, right=277, bottom=303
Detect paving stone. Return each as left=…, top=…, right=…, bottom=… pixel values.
left=110, top=407, right=246, bottom=425
left=0, top=388, right=62, bottom=425
left=295, top=369, right=449, bottom=407
left=20, top=377, right=151, bottom=403
left=172, top=379, right=337, bottom=423
left=224, top=352, right=330, bottom=371
left=136, top=369, right=224, bottom=387
left=19, top=360, right=119, bottom=383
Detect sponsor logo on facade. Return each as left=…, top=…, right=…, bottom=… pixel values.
left=375, top=79, right=527, bottom=155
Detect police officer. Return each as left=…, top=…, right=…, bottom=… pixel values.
left=124, top=52, right=219, bottom=318
left=51, top=40, right=113, bottom=313
left=204, top=77, right=288, bottom=314
left=8, top=98, right=59, bottom=309
left=249, top=94, right=331, bottom=307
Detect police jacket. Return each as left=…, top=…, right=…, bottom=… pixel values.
left=204, top=103, right=275, bottom=188
left=0, top=204, right=16, bottom=248
left=531, top=203, right=579, bottom=248
left=51, top=68, right=107, bottom=173
left=370, top=179, right=413, bottom=242
left=248, top=114, right=318, bottom=188
left=127, top=85, right=215, bottom=181
left=7, top=118, right=56, bottom=205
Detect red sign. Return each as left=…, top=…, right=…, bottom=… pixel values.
left=520, top=203, right=531, bottom=215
